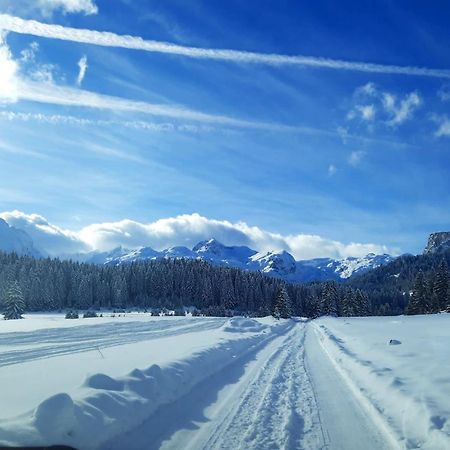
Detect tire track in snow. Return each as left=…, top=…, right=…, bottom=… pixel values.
left=0, top=318, right=226, bottom=367
left=203, top=322, right=323, bottom=450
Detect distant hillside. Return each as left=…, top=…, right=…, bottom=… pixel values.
left=350, top=234, right=450, bottom=315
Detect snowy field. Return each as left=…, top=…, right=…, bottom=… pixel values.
left=0, top=313, right=449, bottom=449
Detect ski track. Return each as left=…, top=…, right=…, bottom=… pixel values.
left=0, top=318, right=226, bottom=367
left=201, top=322, right=323, bottom=450
left=104, top=321, right=398, bottom=450
left=0, top=318, right=402, bottom=450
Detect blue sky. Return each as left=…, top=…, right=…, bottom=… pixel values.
left=0, top=0, right=449, bottom=258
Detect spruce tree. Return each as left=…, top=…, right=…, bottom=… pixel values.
left=433, top=260, right=449, bottom=311
left=3, top=281, right=25, bottom=320
left=272, top=286, right=292, bottom=319
left=321, top=282, right=338, bottom=316
left=342, top=289, right=356, bottom=317
left=406, top=272, right=428, bottom=315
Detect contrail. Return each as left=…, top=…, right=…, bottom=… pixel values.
left=1, top=14, right=450, bottom=78
left=15, top=80, right=308, bottom=132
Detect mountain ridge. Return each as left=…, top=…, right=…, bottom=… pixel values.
left=75, top=237, right=394, bottom=283
left=0, top=219, right=42, bottom=258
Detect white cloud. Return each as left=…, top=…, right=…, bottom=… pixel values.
left=349, top=83, right=422, bottom=128
left=352, top=104, right=375, bottom=121
left=29, top=63, right=56, bottom=83
left=77, top=213, right=395, bottom=259
left=437, top=84, right=450, bottom=102
left=327, top=164, right=337, bottom=176
left=38, top=0, right=98, bottom=15
left=20, top=41, right=39, bottom=63
left=382, top=91, right=422, bottom=126
left=0, top=110, right=221, bottom=134
left=13, top=79, right=299, bottom=130
left=432, top=115, right=450, bottom=137
left=77, top=55, right=87, bottom=86
left=3, top=0, right=98, bottom=17
left=0, top=210, right=89, bottom=256
left=0, top=33, right=296, bottom=132
left=348, top=150, right=366, bottom=167
left=0, top=211, right=395, bottom=260
left=1, top=14, right=450, bottom=78
left=356, top=82, right=377, bottom=96
left=0, top=33, right=18, bottom=102
left=17, top=40, right=58, bottom=83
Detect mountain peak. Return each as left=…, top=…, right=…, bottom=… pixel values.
left=0, top=219, right=41, bottom=258
left=192, top=238, right=224, bottom=253
left=424, top=232, right=450, bottom=254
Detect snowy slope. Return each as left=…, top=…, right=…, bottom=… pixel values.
left=296, top=252, right=395, bottom=281
left=2, top=314, right=447, bottom=449
left=0, top=218, right=41, bottom=257
left=313, top=315, right=450, bottom=449
left=79, top=238, right=393, bottom=282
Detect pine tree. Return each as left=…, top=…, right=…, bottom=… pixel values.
left=355, top=289, right=370, bottom=316
left=321, top=282, right=338, bottom=316
left=433, top=260, right=449, bottom=311
left=342, top=289, right=356, bottom=316
left=272, top=286, right=292, bottom=319
left=406, top=272, right=428, bottom=315
left=3, top=281, right=25, bottom=320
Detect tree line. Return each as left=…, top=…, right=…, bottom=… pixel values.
left=0, top=251, right=370, bottom=319
left=349, top=249, right=450, bottom=316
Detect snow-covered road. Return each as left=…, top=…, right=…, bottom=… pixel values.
left=105, top=320, right=396, bottom=450
left=1, top=314, right=449, bottom=449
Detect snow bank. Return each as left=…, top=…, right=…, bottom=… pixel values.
left=314, top=315, right=450, bottom=449
left=223, top=317, right=268, bottom=333
left=0, top=318, right=291, bottom=449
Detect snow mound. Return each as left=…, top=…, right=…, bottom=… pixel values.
left=223, top=317, right=268, bottom=333
left=85, top=373, right=124, bottom=391
left=34, top=393, right=76, bottom=439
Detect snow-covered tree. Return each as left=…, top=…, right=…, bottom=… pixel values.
left=406, top=272, right=429, bottom=315
left=272, top=286, right=292, bottom=319
left=3, top=281, right=25, bottom=320
left=321, top=282, right=338, bottom=316
left=433, top=260, right=449, bottom=311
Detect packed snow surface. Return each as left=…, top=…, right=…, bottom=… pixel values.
left=0, top=313, right=449, bottom=449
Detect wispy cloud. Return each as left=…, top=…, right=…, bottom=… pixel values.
left=382, top=91, right=422, bottom=126
left=76, top=54, right=87, bottom=86
left=39, top=0, right=98, bottom=15
left=0, top=110, right=214, bottom=132
left=1, top=0, right=98, bottom=17
left=348, top=83, right=422, bottom=128
left=348, top=104, right=375, bottom=121
left=328, top=164, right=337, bottom=176
left=0, top=32, right=18, bottom=102
left=0, top=34, right=304, bottom=132
left=438, top=84, right=450, bottom=102
left=0, top=139, right=52, bottom=159
left=432, top=115, right=450, bottom=137
left=348, top=150, right=366, bottom=167
left=15, top=79, right=296, bottom=130
left=1, top=14, right=450, bottom=78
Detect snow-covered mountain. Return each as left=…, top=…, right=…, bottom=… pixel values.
left=78, top=237, right=394, bottom=282
left=294, top=253, right=395, bottom=282
left=424, top=231, right=450, bottom=254
left=0, top=219, right=42, bottom=258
